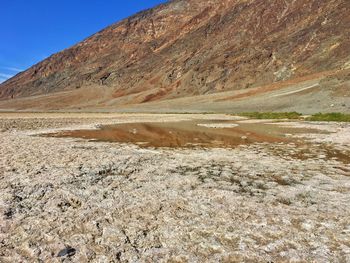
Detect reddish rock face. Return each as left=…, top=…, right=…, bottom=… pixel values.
left=0, top=0, right=349, bottom=108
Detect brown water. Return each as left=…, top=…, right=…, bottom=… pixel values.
left=46, top=120, right=324, bottom=148
left=44, top=120, right=350, bottom=164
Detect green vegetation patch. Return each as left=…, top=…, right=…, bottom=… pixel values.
left=306, top=113, right=350, bottom=122
left=238, top=112, right=302, bottom=120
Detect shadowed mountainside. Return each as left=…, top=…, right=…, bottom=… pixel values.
left=0, top=0, right=349, bottom=112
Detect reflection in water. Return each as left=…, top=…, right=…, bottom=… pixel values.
left=48, top=120, right=295, bottom=148
left=44, top=120, right=350, bottom=164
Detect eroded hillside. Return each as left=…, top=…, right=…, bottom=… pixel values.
left=0, top=0, right=349, bottom=111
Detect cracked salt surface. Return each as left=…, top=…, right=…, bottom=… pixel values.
left=0, top=114, right=349, bottom=262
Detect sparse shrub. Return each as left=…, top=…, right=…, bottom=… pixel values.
left=306, top=112, right=350, bottom=122
left=237, top=112, right=302, bottom=120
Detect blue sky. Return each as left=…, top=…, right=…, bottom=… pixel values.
left=0, top=0, right=167, bottom=83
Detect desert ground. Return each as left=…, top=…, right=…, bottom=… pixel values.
left=0, top=113, right=349, bottom=262
left=1, top=72, right=349, bottom=114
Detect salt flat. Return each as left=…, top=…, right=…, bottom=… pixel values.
left=0, top=113, right=349, bottom=262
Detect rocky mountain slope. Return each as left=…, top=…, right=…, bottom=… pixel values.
left=0, top=0, right=349, bottom=111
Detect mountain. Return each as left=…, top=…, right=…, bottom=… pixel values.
left=0, top=0, right=349, bottom=112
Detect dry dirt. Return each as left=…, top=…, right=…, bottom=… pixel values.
left=0, top=70, right=349, bottom=114
left=0, top=113, right=350, bottom=262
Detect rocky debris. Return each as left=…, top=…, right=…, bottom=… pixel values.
left=0, top=114, right=349, bottom=262
left=57, top=246, right=76, bottom=258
